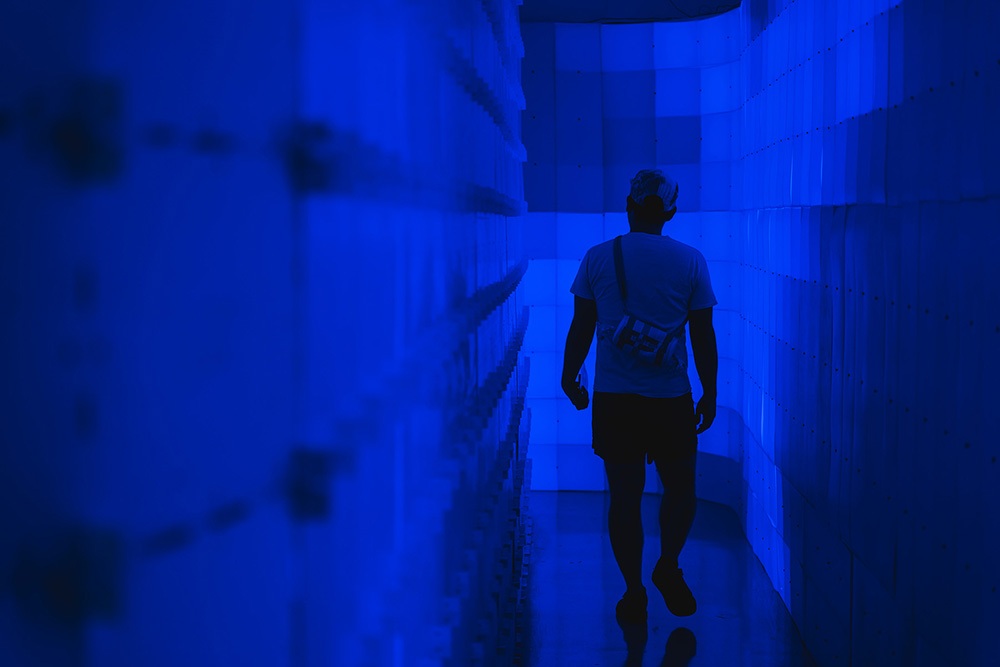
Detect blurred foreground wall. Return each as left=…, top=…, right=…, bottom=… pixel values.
left=0, top=1, right=530, bottom=665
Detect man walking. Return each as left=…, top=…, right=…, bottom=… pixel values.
left=560, top=169, right=718, bottom=625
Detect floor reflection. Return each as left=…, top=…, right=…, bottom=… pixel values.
left=523, top=492, right=817, bottom=666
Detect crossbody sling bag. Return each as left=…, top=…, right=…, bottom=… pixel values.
left=611, top=235, right=688, bottom=369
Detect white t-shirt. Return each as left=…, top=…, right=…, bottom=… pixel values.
left=570, top=232, right=717, bottom=398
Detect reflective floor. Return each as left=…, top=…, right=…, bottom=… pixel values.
left=522, top=492, right=818, bottom=667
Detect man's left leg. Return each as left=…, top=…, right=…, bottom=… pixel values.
left=594, top=392, right=649, bottom=623
left=604, top=460, right=646, bottom=594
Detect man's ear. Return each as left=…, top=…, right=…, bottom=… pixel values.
left=663, top=208, right=677, bottom=223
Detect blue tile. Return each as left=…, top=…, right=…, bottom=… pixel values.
left=601, top=24, right=654, bottom=71
left=655, top=115, right=702, bottom=164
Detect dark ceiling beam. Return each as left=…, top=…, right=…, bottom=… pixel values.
left=519, top=0, right=741, bottom=23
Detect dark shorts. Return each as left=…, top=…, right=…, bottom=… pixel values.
left=592, top=391, right=698, bottom=465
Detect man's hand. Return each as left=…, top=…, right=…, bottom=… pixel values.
left=695, top=394, right=716, bottom=433
left=562, top=297, right=597, bottom=411
left=562, top=377, right=590, bottom=410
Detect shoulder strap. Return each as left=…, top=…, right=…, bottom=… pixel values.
left=613, top=235, right=628, bottom=308
left=614, top=235, right=689, bottom=338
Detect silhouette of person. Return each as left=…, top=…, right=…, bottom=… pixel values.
left=561, top=169, right=718, bottom=625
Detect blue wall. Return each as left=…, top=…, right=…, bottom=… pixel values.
left=735, top=1, right=999, bottom=664
left=521, top=0, right=999, bottom=663
left=0, top=1, right=530, bottom=665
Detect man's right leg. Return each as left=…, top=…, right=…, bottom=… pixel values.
left=651, top=453, right=698, bottom=616
left=654, top=453, right=697, bottom=568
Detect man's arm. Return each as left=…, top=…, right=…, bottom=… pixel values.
left=561, top=296, right=597, bottom=410
left=688, top=307, right=717, bottom=432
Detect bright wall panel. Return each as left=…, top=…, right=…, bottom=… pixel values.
left=521, top=13, right=744, bottom=500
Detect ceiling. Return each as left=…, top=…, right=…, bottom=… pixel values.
left=519, top=0, right=742, bottom=23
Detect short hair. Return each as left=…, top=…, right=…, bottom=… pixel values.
left=628, top=169, right=679, bottom=213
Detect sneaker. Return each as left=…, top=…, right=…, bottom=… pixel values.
left=651, top=564, right=696, bottom=616
left=615, top=586, right=648, bottom=625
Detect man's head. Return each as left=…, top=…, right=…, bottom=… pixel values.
left=626, top=169, right=679, bottom=231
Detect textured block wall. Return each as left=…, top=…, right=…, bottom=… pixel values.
left=733, top=1, right=999, bottom=664
left=521, top=15, right=745, bottom=503
left=0, top=1, right=530, bottom=665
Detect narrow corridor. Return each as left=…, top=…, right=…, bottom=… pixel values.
left=2, top=0, right=998, bottom=664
